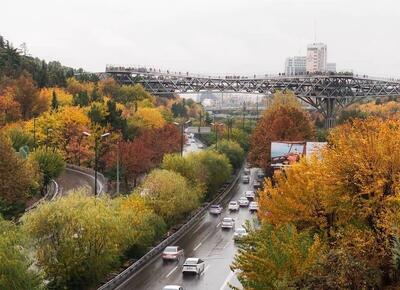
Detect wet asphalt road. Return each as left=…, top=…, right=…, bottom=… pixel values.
left=117, top=168, right=259, bottom=290
left=56, top=167, right=98, bottom=195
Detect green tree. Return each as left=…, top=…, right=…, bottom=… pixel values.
left=0, top=134, right=41, bottom=217
left=190, top=150, right=232, bottom=198
left=29, top=148, right=65, bottom=192
left=22, top=190, right=126, bottom=290
left=51, top=90, right=59, bottom=111
left=140, top=169, right=202, bottom=226
left=211, top=140, right=244, bottom=169
left=7, top=127, right=34, bottom=151
left=0, top=216, right=43, bottom=290
left=73, top=91, right=89, bottom=107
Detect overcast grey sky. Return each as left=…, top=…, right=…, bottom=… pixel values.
left=2, top=0, right=399, bottom=77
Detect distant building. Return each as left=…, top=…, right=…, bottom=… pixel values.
left=285, top=56, right=307, bottom=75
left=327, top=62, right=336, bottom=73
left=306, top=42, right=327, bottom=73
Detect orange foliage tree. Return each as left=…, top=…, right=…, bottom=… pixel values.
left=236, top=118, right=400, bottom=288
left=248, top=92, right=315, bottom=169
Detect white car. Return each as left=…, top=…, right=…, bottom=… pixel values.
left=198, top=144, right=204, bottom=149
left=233, top=227, right=248, bottom=241
left=228, top=201, right=239, bottom=211
left=182, top=258, right=205, bottom=275
left=221, top=217, right=235, bottom=229
left=245, top=190, right=255, bottom=200
left=209, top=204, right=223, bottom=215
left=242, top=175, right=250, bottom=184
left=238, top=197, right=249, bottom=207
left=163, top=286, right=184, bottom=290
left=244, top=168, right=251, bottom=175
left=162, top=246, right=184, bottom=261
left=249, top=201, right=259, bottom=212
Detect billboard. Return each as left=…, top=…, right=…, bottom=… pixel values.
left=271, top=141, right=326, bottom=168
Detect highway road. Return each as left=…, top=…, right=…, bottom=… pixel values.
left=183, top=136, right=204, bottom=155
left=117, top=168, right=259, bottom=290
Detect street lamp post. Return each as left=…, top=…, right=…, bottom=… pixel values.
left=211, top=122, right=222, bottom=150
left=174, top=120, right=191, bottom=156
left=83, top=131, right=110, bottom=196
left=116, top=142, right=120, bottom=195
left=46, top=128, right=53, bottom=149
left=33, top=117, right=36, bottom=150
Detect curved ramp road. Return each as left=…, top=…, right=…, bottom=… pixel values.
left=117, top=169, right=259, bottom=290
left=56, top=166, right=103, bottom=196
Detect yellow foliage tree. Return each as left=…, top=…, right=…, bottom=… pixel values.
left=135, top=107, right=165, bottom=129
left=39, top=87, right=73, bottom=107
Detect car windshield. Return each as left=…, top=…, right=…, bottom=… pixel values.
left=230, top=202, right=237, bottom=205
left=164, top=246, right=178, bottom=253
left=223, top=218, right=233, bottom=222
left=185, top=259, right=198, bottom=265
left=236, top=228, right=246, bottom=234
left=211, top=205, right=220, bottom=208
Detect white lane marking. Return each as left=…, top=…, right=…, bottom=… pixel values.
left=219, top=270, right=236, bottom=290
left=165, top=266, right=178, bottom=278
left=216, top=222, right=221, bottom=228
left=193, top=225, right=202, bottom=234
left=201, top=265, right=210, bottom=276
left=193, top=242, right=202, bottom=251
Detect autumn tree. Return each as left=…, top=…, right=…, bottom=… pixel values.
left=6, top=71, right=47, bottom=119
left=0, top=134, right=41, bottom=217
left=29, top=148, right=66, bottom=192
left=234, top=118, right=400, bottom=288
left=140, top=169, right=202, bottom=226
left=0, top=90, right=21, bottom=125
left=114, top=194, right=166, bottom=257
left=22, top=190, right=126, bottom=289
left=211, top=140, right=244, bottom=169
left=0, top=216, right=43, bottom=290
left=249, top=91, right=315, bottom=169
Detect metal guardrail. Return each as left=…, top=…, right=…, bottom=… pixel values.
left=98, top=169, right=242, bottom=290
left=25, top=179, right=59, bottom=212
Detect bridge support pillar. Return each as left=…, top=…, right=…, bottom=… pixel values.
left=323, top=98, right=336, bottom=129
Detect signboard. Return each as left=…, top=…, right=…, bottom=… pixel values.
left=185, top=127, right=212, bottom=134
left=271, top=141, right=326, bottom=168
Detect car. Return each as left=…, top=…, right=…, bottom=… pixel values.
left=182, top=258, right=205, bottom=275
left=238, top=197, right=249, bottom=207
left=221, top=217, right=235, bottom=229
left=162, top=246, right=184, bottom=261
left=209, top=204, right=223, bottom=215
left=242, top=175, right=250, bottom=184
left=233, top=227, right=248, bottom=241
left=257, top=169, right=265, bottom=180
left=245, top=190, right=255, bottom=200
left=253, top=180, right=262, bottom=190
left=228, top=201, right=239, bottom=211
left=162, top=286, right=184, bottom=290
left=243, top=168, right=251, bottom=175
left=249, top=201, right=259, bottom=212
left=198, top=144, right=204, bottom=149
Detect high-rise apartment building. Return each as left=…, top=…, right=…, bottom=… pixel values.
left=326, top=62, right=336, bottom=73
left=306, top=42, right=327, bottom=73
left=285, top=56, right=307, bottom=75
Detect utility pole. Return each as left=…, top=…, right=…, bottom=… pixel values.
left=33, top=117, right=36, bottom=149
left=46, top=128, right=53, bottom=149
left=174, top=120, right=191, bottom=156
left=116, top=142, right=120, bottom=195
left=198, top=111, right=202, bottom=134
left=83, top=131, right=110, bottom=196
left=242, top=102, right=246, bottom=130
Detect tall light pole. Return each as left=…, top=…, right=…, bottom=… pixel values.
left=46, top=128, right=53, bottom=149
left=174, top=120, right=191, bottom=156
left=242, top=102, right=246, bottom=130
left=211, top=122, right=222, bottom=150
left=33, top=117, right=36, bottom=150
left=83, top=131, right=110, bottom=196
left=116, top=142, right=120, bottom=195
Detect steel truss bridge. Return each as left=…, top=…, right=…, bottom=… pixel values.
left=105, top=66, right=400, bottom=128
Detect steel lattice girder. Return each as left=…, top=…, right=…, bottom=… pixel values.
left=108, top=71, right=400, bottom=98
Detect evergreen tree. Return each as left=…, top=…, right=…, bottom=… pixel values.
left=51, top=90, right=59, bottom=111
left=73, top=91, right=89, bottom=107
